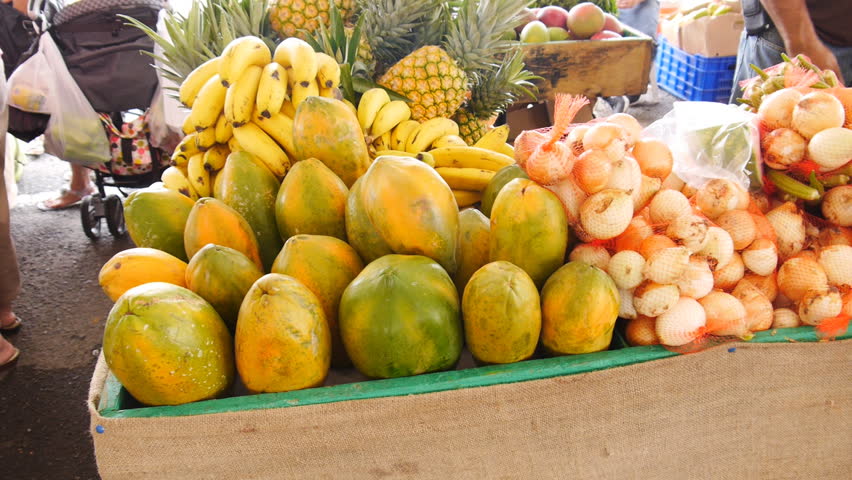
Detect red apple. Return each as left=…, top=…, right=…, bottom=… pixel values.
left=590, top=30, right=623, bottom=40
left=536, top=6, right=570, bottom=29
left=602, top=13, right=623, bottom=34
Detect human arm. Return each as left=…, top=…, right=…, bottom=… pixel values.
left=760, top=0, right=844, bottom=84
left=618, top=0, right=644, bottom=9
left=11, top=0, right=27, bottom=15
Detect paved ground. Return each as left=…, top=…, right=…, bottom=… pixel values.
left=0, top=89, right=676, bottom=479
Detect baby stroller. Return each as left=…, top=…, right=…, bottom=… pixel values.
left=12, top=0, right=168, bottom=239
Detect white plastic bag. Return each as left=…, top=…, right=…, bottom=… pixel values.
left=38, top=33, right=111, bottom=168
left=6, top=47, right=51, bottom=114
left=643, top=101, right=762, bottom=190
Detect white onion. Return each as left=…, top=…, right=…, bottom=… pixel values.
left=700, top=291, right=749, bottom=337
left=644, top=247, right=690, bottom=285
left=635, top=175, right=662, bottom=212
left=771, top=308, right=801, bottom=329
left=679, top=256, right=714, bottom=299
left=732, top=281, right=774, bottom=332
left=655, top=297, right=707, bottom=346
left=798, top=287, right=843, bottom=326
left=776, top=256, right=828, bottom=302
left=716, top=209, right=757, bottom=251
left=694, top=179, right=743, bottom=219
left=614, top=216, right=654, bottom=252
left=569, top=244, right=611, bottom=271
left=608, top=250, right=646, bottom=290
left=806, top=127, right=852, bottom=171
left=606, top=113, right=642, bottom=148
left=633, top=281, right=680, bottom=317
left=661, top=172, right=686, bottom=191
left=605, top=155, right=642, bottom=204
left=765, top=202, right=806, bottom=259
left=822, top=185, right=852, bottom=227
left=545, top=178, right=587, bottom=226
left=625, top=316, right=659, bottom=346
left=618, top=288, right=637, bottom=320
left=631, top=137, right=673, bottom=179
left=649, top=189, right=691, bottom=224
left=697, top=226, right=735, bottom=270
left=791, top=91, right=846, bottom=139
left=761, top=128, right=807, bottom=170
left=583, top=122, right=628, bottom=161
left=742, top=238, right=779, bottom=276
left=758, top=88, right=801, bottom=130
left=565, top=125, right=590, bottom=155
left=817, top=244, right=852, bottom=287
left=667, top=214, right=710, bottom=253
left=713, top=252, right=745, bottom=291
left=579, top=189, right=634, bottom=240
left=740, top=272, right=779, bottom=302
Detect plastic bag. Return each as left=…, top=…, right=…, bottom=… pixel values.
left=6, top=45, right=50, bottom=114
left=643, top=101, right=762, bottom=191
left=37, top=33, right=110, bottom=168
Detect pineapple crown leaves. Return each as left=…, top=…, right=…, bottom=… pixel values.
left=304, top=4, right=371, bottom=77
left=358, top=0, right=444, bottom=73
left=465, top=48, right=541, bottom=119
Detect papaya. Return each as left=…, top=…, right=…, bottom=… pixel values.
left=462, top=261, right=541, bottom=364
left=98, top=247, right=188, bottom=302
left=102, top=282, right=234, bottom=406
left=360, top=156, right=460, bottom=275
left=235, top=274, right=331, bottom=393
left=480, top=164, right=528, bottom=217
left=454, top=208, right=491, bottom=295
left=184, top=197, right=263, bottom=270
left=540, top=262, right=620, bottom=355
left=293, top=96, right=371, bottom=187
left=275, top=158, right=348, bottom=241
left=271, top=235, right=364, bottom=367
left=339, top=255, right=462, bottom=379
left=185, top=244, right=264, bottom=333
left=217, top=151, right=282, bottom=271
left=123, top=187, right=195, bottom=261
left=489, top=178, right=569, bottom=288
left=345, top=176, right=393, bottom=263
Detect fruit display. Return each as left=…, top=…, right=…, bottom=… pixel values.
left=513, top=2, right=626, bottom=43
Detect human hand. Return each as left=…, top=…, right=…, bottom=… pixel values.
left=617, top=0, right=644, bottom=9
left=788, top=40, right=846, bottom=86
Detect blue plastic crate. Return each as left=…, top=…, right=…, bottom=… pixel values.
left=654, top=37, right=737, bottom=102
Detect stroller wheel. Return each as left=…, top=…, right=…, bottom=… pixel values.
left=105, top=195, right=127, bottom=237
left=80, top=194, right=102, bottom=240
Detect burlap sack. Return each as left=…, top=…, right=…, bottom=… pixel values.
left=89, top=339, right=851, bottom=479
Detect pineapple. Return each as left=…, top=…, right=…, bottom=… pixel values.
left=269, top=0, right=355, bottom=39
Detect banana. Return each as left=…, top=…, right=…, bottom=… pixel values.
left=202, top=144, right=230, bottom=172
left=473, top=125, right=510, bottom=152
left=418, top=151, right=436, bottom=168
left=430, top=146, right=515, bottom=171
left=187, top=153, right=211, bottom=197
left=357, top=88, right=391, bottom=133
left=369, top=100, right=411, bottom=139
left=195, top=127, right=217, bottom=151
left=256, top=62, right=288, bottom=118
left=290, top=79, right=319, bottom=109
left=435, top=167, right=495, bottom=191
left=432, top=134, right=468, bottom=148
left=452, top=190, right=482, bottom=208
left=253, top=110, right=296, bottom=158
left=212, top=169, right=225, bottom=199
left=214, top=114, right=233, bottom=144
left=273, top=37, right=317, bottom=87
left=225, top=64, right=263, bottom=126
left=342, top=99, right=358, bottom=117
left=171, top=133, right=200, bottom=166
left=232, top=122, right=290, bottom=178
left=374, top=150, right=437, bottom=168
left=280, top=99, right=296, bottom=118
left=227, top=135, right=243, bottom=153
left=390, top=120, right=420, bottom=151
left=219, top=36, right=271, bottom=87
left=318, top=86, right=340, bottom=99
left=405, top=117, right=460, bottom=153
left=161, top=166, right=198, bottom=200
left=188, top=74, right=228, bottom=131
left=315, top=52, right=341, bottom=89
left=496, top=142, right=515, bottom=158
left=373, top=131, right=392, bottom=152
left=178, top=57, right=221, bottom=107
left=181, top=112, right=195, bottom=135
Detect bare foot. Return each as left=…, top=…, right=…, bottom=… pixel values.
left=0, top=337, right=19, bottom=367
left=37, top=186, right=96, bottom=211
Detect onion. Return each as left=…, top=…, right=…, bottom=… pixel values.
left=608, top=250, right=646, bottom=290
left=661, top=172, right=686, bottom=191
left=606, top=113, right=642, bottom=148
left=633, top=281, right=680, bottom=317
left=758, top=88, right=801, bottom=130
left=694, top=179, right=743, bottom=219
left=716, top=209, right=757, bottom=250
left=713, top=252, right=745, bottom=291
left=765, top=202, right=806, bottom=259
left=573, top=150, right=613, bottom=194
left=681, top=183, right=698, bottom=198
left=817, top=226, right=852, bottom=247
left=761, top=128, right=806, bottom=170
left=798, top=286, right=843, bottom=326
left=817, top=244, right=852, bottom=287
left=771, top=308, right=801, bottom=329
left=618, top=288, right=637, bottom=320
left=631, top=138, right=674, bottom=179
left=822, top=185, right=852, bottom=227
left=697, top=226, right=735, bottom=270
left=614, top=216, right=654, bottom=252
left=732, top=281, right=773, bottom=332
left=700, top=291, right=749, bottom=337
left=649, top=189, right=691, bottom=224
left=583, top=122, right=628, bottom=161
left=565, top=125, right=590, bottom=155
left=776, top=256, right=828, bottom=302
left=750, top=191, right=771, bottom=214
left=667, top=214, right=710, bottom=253
left=513, top=129, right=548, bottom=168
left=679, top=256, right=714, bottom=299
left=605, top=155, right=642, bottom=203
left=625, top=316, right=659, bottom=346
left=655, top=297, right=707, bottom=346
left=644, top=247, right=690, bottom=284
left=740, top=272, right=778, bottom=302
left=545, top=178, right=587, bottom=226
left=791, top=91, right=846, bottom=139
left=568, top=244, right=611, bottom=271
left=751, top=212, right=776, bottom=243
left=741, top=238, right=778, bottom=276
left=579, top=189, right=634, bottom=240
left=639, top=234, right=678, bottom=259
left=635, top=175, right=662, bottom=212
left=806, top=127, right=852, bottom=171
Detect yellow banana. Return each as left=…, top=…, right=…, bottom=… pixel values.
left=161, top=166, right=198, bottom=200
left=405, top=117, right=460, bottom=153
left=284, top=66, right=296, bottom=89
left=342, top=99, right=358, bottom=117
left=373, top=131, right=392, bottom=152
left=435, top=167, right=495, bottom=191
left=290, top=80, right=319, bottom=109
left=187, top=153, right=211, bottom=197
left=432, top=134, right=468, bottom=148
left=171, top=133, right=200, bottom=166
left=253, top=110, right=296, bottom=158
left=181, top=112, right=195, bottom=135
left=219, top=36, right=271, bottom=87
left=256, top=62, right=288, bottom=118
left=227, top=135, right=243, bottom=153
left=430, top=146, right=515, bottom=171
left=280, top=99, right=296, bottom=118
left=188, top=74, right=228, bottom=131
left=390, top=120, right=420, bottom=151
left=374, top=150, right=436, bottom=167
left=315, top=52, right=341, bottom=89
left=195, top=127, right=216, bottom=151
left=452, top=190, right=482, bottom=208
left=202, top=144, right=230, bottom=172
left=318, top=86, right=340, bottom=99
left=212, top=169, right=225, bottom=199
left=273, top=37, right=317, bottom=87
left=214, top=114, right=233, bottom=144
left=224, top=64, right=263, bottom=126
left=357, top=88, right=391, bottom=133
left=473, top=124, right=511, bottom=151
left=178, top=57, right=221, bottom=107
left=232, top=122, right=290, bottom=178
left=369, top=100, right=411, bottom=139
left=496, top=142, right=515, bottom=158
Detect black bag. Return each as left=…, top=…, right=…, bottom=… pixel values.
left=0, top=2, right=37, bottom=79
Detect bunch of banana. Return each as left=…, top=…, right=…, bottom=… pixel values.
left=356, top=88, right=416, bottom=156
left=164, top=142, right=231, bottom=200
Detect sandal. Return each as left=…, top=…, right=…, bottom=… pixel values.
left=36, top=186, right=95, bottom=211
left=0, top=315, right=21, bottom=331
left=0, top=346, right=20, bottom=368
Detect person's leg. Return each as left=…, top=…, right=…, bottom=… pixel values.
left=37, top=163, right=95, bottom=210
left=0, top=86, right=22, bottom=343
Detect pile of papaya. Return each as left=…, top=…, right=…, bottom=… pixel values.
left=98, top=97, right=618, bottom=407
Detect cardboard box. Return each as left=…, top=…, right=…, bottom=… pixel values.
left=661, top=1, right=745, bottom=57
left=505, top=100, right=594, bottom=141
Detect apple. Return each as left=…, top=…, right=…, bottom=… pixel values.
left=566, top=2, right=605, bottom=39
left=520, top=20, right=550, bottom=44
left=590, top=30, right=622, bottom=40
left=537, top=5, right=570, bottom=29
left=547, top=26, right=571, bottom=41
left=602, top=13, right=623, bottom=34
left=515, top=8, right=538, bottom=34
